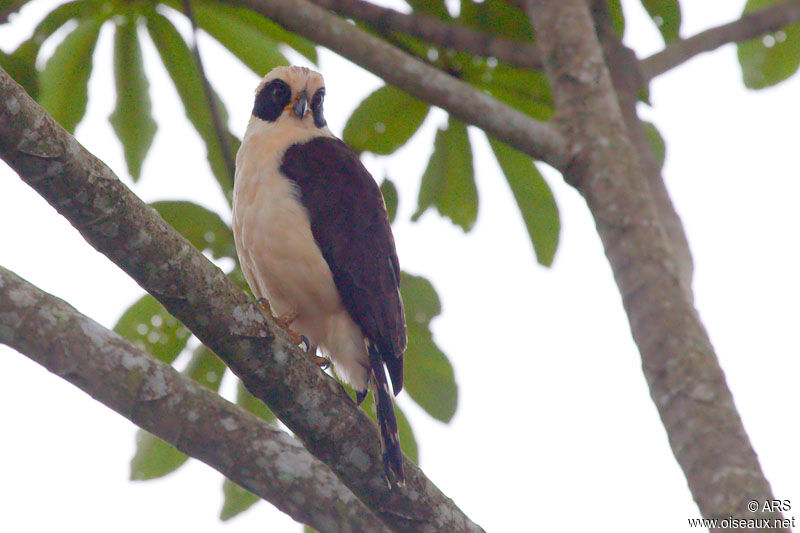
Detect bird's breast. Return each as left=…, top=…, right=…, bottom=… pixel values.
left=233, top=145, right=343, bottom=330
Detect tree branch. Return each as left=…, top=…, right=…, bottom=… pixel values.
left=590, top=0, right=693, bottom=301
left=0, top=67, right=482, bottom=533
left=524, top=0, right=786, bottom=528
left=0, top=265, right=387, bottom=532
left=641, top=0, right=800, bottom=81
left=225, top=0, right=569, bottom=171
left=309, top=0, right=542, bottom=70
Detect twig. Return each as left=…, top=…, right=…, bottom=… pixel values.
left=309, top=0, right=542, bottom=70
left=0, top=265, right=387, bottom=532
left=641, top=0, right=800, bottom=81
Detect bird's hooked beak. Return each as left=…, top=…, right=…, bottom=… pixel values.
left=292, top=91, right=308, bottom=119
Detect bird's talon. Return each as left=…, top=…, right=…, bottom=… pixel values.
left=312, top=354, right=331, bottom=369
left=256, top=297, right=272, bottom=317
left=255, top=299, right=307, bottom=345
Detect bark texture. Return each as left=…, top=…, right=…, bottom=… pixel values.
left=525, top=1, right=785, bottom=530
left=590, top=1, right=694, bottom=301
left=0, top=266, right=387, bottom=532
left=0, top=67, right=482, bottom=533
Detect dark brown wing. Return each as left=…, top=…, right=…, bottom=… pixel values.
left=280, top=136, right=406, bottom=393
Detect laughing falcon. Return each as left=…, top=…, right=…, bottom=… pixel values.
left=233, top=66, right=406, bottom=483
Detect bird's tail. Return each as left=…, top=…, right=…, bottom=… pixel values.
left=368, top=344, right=404, bottom=486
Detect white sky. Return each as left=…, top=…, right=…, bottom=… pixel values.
left=1, top=1, right=798, bottom=532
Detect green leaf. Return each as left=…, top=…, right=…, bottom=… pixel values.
left=404, top=324, right=457, bottom=423
left=478, top=63, right=553, bottom=121
left=393, top=394, right=418, bottom=462
left=184, top=344, right=227, bottom=391
left=459, top=0, right=533, bottom=42
left=641, top=121, right=666, bottom=171
left=0, top=49, right=39, bottom=98
left=38, top=14, right=105, bottom=132
left=404, top=0, right=450, bottom=20
left=111, top=16, right=157, bottom=181
left=195, top=0, right=317, bottom=63
left=146, top=12, right=235, bottom=196
left=130, top=429, right=188, bottom=480
left=489, top=138, right=560, bottom=266
left=400, top=272, right=441, bottom=321
left=235, top=379, right=276, bottom=424
left=221, top=478, right=259, bottom=520
left=192, top=2, right=288, bottom=75
left=412, top=117, right=477, bottom=231
left=343, top=85, right=429, bottom=155
left=640, top=0, right=681, bottom=42
left=400, top=273, right=457, bottom=422
left=380, top=177, right=398, bottom=224
left=113, top=294, right=191, bottom=364
left=228, top=264, right=251, bottom=293
left=737, top=0, right=800, bottom=89
left=158, top=0, right=316, bottom=64
left=14, top=0, right=102, bottom=72
left=607, top=0, right=625, bottom=38
left=150, top=200, right=236, bottom=260
left=130, top=345, right=226, bottom=481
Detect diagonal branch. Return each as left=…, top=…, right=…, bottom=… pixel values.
left=308, top=0, right=542, bottom=70
left=641, top=0, right=800, bottom=81
left=590, top=0, right=693, bottom=301
left=0, top=265, right=387, bottom=532
left=0, top=67, right=482, bottom=533
left=224, top=0, right=569, bottom=171
left=524, top=0, right=786, bottom=528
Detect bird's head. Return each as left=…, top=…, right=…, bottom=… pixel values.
left=252, top=66, right=326, bottom=129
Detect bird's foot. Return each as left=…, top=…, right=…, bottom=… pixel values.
left=256, top=298, right=304, bottom=346
left=311, top=354, right=331, bottom=369
left=258, top=298, right=299, bottom=330
left=255, top=299, right=331, bottom=368
left=302, top=342, right=330, bottom=369
left=291, top=332, right=330, bottom=369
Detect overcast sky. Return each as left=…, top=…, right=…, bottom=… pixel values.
left=1, top=1, right=798, bottom=531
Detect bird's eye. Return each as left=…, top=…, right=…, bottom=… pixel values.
left=310, top=87, right=326, bottom=128
left=271, top=81, right=290, bottom=103
left=310, top=88, right=325, bottom=111
left=253, top=79, right=292, bottom=122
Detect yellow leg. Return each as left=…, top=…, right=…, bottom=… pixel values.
left=257, top=299, right=330, bottom=368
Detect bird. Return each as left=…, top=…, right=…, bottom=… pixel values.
left=232, top=66, right=407, bottom=484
